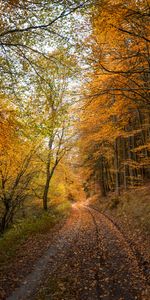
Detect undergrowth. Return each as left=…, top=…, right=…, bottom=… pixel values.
left=0, top=200, right=71, bottom=265
left=90, top=184, right=150, bottom=235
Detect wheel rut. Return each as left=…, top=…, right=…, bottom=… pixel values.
left=6, top=208, right=82, bottom=300
left=5, top=205, right=149, bottom=300
left=84, top=206, right=148, bottom=299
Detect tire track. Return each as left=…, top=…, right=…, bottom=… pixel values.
left=86, top=207, right=110, bottom=300
left=34, top=207, right=105, bottom=300
left=6, top=205, right=149, bottom=300
left=84, top=205, right=148, bottom=300
left=89, top=204, right=150, bottom=281
left=6, top=207, right=82, bottom=300
left=88, top=206, right=142, bottom=270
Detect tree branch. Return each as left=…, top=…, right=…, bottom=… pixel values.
left=0, top=2, right=90, bottom=38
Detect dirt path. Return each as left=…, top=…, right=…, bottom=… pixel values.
left=6, top=205, right=149, bottom=300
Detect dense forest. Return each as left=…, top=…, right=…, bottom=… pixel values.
left=79, top=0, right=150, bottom=196
left=0, top=0, right=150, bottom=231
left=0, top=0, right=88, bottom=233
left=0, top=1, right=150, bottom=300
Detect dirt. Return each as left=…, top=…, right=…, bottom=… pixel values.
left=1, top=205, right=149, bottom=300
left=0, top=218, right=66, bottom=299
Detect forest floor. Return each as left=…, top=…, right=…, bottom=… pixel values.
left=89, top=184, right=150, bottom=284
left=1, top=202, right=149, bottom=300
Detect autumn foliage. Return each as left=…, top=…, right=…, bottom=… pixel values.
left=0, top=0, right=150, bottom=233
left=79, top=0, right=150, bottom=196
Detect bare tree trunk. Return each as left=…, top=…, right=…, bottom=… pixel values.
left=0, top=199, right=10, bottom=233
left=43, top=138, right=53, bottom=211
left=114, top=138, right=120, bottom=195
left=128, top=135, right=134, bottom=186
left=43, top=174, right=50, bottom=210
left=42, top=135, right=61, bottom=210
left=99, top=157, right=107, bottom=197
left=122, top=138, right=127, bottom=190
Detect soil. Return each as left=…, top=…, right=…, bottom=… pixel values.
left=2, top=204, right=149, bottom=300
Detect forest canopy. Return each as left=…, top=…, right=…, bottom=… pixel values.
left=0, top=0, right=150, bottom=233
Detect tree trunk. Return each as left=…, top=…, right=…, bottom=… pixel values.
left=114, top=138, right=120, bottom=195
left=0, top=200, right=10, bottom=233
left=122, top=138, right=127, bottom=190
left=43, top=173, right=51, bottom=210
left=128, top=136, right=134, bottom=186
left=99, top=157, right=107, bottom=197
left=43, top=138, right=53, bottom=210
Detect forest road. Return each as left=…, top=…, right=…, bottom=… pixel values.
left=6, top=204, right=149, bottom=300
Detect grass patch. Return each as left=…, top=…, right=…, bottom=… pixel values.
left=56, top=201, right=71, bottom=217
left=0, top=200, right=71, bottom=266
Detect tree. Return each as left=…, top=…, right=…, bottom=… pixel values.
left=0, top=0, right=93, bottom=231
left=23, top=50, right=78, bottom=210
left=0, top=0, right=91, bottom=95
left=78, top=0, right=150, bottom=197
left=0, top=99, right=40, bottom=232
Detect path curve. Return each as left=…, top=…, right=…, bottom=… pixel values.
left=6, top=205, right=149, bottom=300
left=6, top=207, right=81, bottom=300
